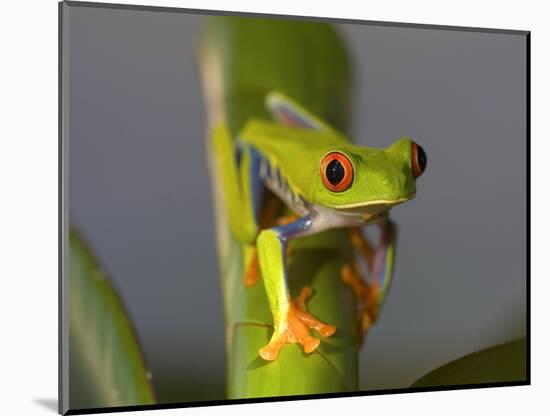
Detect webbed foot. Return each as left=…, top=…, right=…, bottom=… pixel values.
left=259, top=287, right=336, bottom=361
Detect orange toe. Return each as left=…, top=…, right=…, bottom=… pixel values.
left=259, top=337, right=285, bottom=361
left=361, top=311, right=373, bottom=333
left=258, top=286, right=336, bottom=360
left=303, top=337, right=320, bottom=354
left=319, top=324, right=336, bottom=337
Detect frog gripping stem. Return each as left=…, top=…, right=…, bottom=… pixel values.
left=259, top=287, right=336, bottom=361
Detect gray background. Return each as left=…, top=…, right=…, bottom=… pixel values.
left=66, top=4, right=527, bottom=403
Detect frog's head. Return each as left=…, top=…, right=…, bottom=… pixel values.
left=312, top=138, right=426, bottom=223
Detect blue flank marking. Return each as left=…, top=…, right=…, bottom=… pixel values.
left=235, top=141, right=243, bottom=167
left=246, top=144, right=310, bottom=222
left=275, top=166, right=282, bottom=189
left=247, top=146, right=265, bottom=221
left=263, top=155, right=271, bottom=179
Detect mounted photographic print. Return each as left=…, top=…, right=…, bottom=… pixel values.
left=59, top=1, right=529, bottom=414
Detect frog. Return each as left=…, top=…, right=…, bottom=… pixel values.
left=210, top=91, right=426, bottom=361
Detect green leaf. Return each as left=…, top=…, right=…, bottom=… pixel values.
left=69, top=227, right=156, bottom=409
left=411, top=338, right=527, bottom=388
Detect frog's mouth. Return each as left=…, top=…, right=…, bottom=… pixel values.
left=331, top=195, right=415, bottom=223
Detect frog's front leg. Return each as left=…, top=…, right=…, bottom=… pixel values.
left=256, top=215, right=336, bottom=361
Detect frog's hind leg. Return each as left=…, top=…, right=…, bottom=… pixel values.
left=211, top=123, right=261, bottom=244
left=341, top=262, right=379, bottom=337
left=342, top=220, right=398, bottom=340
left=212, top=124, right=273, bottom=288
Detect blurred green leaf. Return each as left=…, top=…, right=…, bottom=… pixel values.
left=411, top=338, right=527, bottom=388
left=69, top=227, right=156, bottom=409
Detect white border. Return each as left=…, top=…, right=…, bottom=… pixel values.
left=1, top=0, right=545, bottom=415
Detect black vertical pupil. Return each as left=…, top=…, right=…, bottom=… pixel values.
left=326, top=159, right=345, bottom=185
left=417, top=145, right=427, bottom=173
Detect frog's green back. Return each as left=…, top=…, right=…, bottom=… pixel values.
left=198, top=16, right=359, bottom=399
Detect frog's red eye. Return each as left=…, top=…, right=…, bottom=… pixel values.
left=411, top=142, right=427, bottom=178
left=320, top=151, right=354, bottom=192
